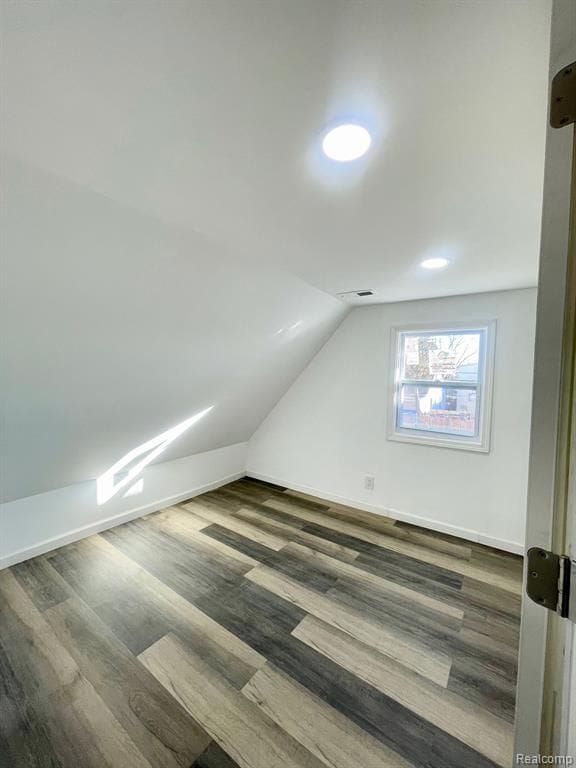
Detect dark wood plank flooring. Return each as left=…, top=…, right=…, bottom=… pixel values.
left=0, top=478, right=523, bottom=768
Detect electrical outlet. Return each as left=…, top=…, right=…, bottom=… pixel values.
left=364, top=475, right=375, bottom=491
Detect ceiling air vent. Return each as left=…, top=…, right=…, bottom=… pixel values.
left=336, top=289, right=375, bottom=303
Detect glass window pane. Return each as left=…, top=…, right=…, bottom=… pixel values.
left=396, top=384, right=479, bottom=437
left=401, top=331, right=482, bottom=383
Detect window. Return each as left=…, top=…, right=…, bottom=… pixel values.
left=389, top=323, right=495, bottom=452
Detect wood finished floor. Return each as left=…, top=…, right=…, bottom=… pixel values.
left=0, top=478, right=523, bottom=768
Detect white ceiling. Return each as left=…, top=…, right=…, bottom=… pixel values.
left=0, top=1, right=551, bottom=501
left=2, top=0, right=550, bottom=303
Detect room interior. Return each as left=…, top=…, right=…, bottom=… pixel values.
left=0, top=1, right=562, bottom=767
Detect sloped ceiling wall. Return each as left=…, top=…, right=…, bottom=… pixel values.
left=0, top=0, right=550, bottom=502
left=1, top=157, right=346, bottom=501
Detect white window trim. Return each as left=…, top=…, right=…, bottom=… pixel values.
left=387, top=320, right=497, bottom=453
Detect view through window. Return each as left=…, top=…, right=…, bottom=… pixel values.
left=393, top=327, right=492, bottom=448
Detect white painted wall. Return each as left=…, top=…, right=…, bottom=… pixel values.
left=0, top=442, right=247, bottom=570
left=0, top=156, right=346, bottom=503
left=248, top=289, right=537, bottom=552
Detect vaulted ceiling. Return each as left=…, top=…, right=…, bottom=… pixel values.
left=0, top=0, right=550, bottom=501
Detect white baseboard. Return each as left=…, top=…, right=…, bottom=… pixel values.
left=247, top=471, right=524, bottom=555
left=0, top=471, right=245, bottom=570
left=3, top=465, right=524, bottom=568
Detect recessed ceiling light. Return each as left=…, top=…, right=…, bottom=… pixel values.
left=322, top=124, right=371, bottom=162
left=421, top=257, right=449, bottom=270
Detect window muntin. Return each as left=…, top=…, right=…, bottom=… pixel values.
left=391, top=326, right=493, bottom=450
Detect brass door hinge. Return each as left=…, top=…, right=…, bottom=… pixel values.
left=526, top=548, right=575, bottom=622
left=551, top=61, right=576, bottom=128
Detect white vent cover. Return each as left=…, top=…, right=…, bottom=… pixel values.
left=336, top=289, right=376, bottom=304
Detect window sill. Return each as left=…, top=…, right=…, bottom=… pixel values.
left=387, top=430, right=490, bottom=453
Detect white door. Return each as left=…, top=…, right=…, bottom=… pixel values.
left=514, top=0, right=576, bottom=759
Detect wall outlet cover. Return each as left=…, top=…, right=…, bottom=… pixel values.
left=364, top=475, right=375, bottom=491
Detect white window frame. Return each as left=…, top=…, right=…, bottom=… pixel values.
left=388, top=320, right=496, bottom=453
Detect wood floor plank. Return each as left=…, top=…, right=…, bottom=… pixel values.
left=196, top=579, right=308, bottom=652
left=198, top=534, right=341, bottom=594
left=10, top=555, right=73, bottom=612
left=242, top=663, right=413, bottom=768
left=201, top=534, right=341, bottom=593
left=458, top=578, right=521, bottom=661
left=47, top=538, right=174, bottom=655
left=358, top=516, right=472, bottom=559
left=459, top=624, right=518, bottom=665
left=43, top=595, right=210, bottom=767
left=206, top=488, right=287, bottom=517
left=243, top=475, right=286, bottom=492
left=100, top=518, right=247, bottom=605
left=201, top=524, right=277, bottom=563
left=470, top=547, right=523, bottom=579
left=392, top=521, right=495, bottom=559
left=0, top=637, right=69, bottom=768
left=268, top=502, right=465, bottom=591
left=281, top=541, right=464, bottom=619
left=0, top=570, right=153, bottom=768
left=191, top=579, right=504, bottom=768
left=85, top=535, right=267, bottom=675
left=194, top=742, right=242, bottom=768
left=224, top=494, right=309, bottom=528
left=353, top=547, right=466, bottom=608
left=231, top=490, right=329, bottom=515
left=192, top=528, right=260, bottom=567
left=153, top=499, right=260, bottom=568
left=140, top=514, right=259, bottom=568
left=326, top=582, right=460, bottom=654
left=461, top=577, right=522, bottom=627
left=264, top=547, right=341, bottom=593
left=329, top=580, right=517, bottom=692
left=283, top=489, right=395, bottom=527
left=456, top=626, right=518, bottom=677
left=448, top=654, right=517, bottom=723
left=46, top=537, right=138, bottom=605
left=463, top=607, right=520, bottom=652
left=265, top=498, right=520, bottom=592
left=182, top=501, right=288, bottom=551
left=233, top=506, right=360, bottom=562
left=139, top=633, right=327, bottom=768
left=229, top=481, right=328, bottom=512
left=232, top=505, right=309, bottom=535
left=326, top=573, right=517, bottom=699
left=283, top=489, right=471, bottom=560
left=190, top=490, right=246, bottom=514
left=293, top=615, right=513, bottom=767
left=246, top=565, right=452, bottom=686
left=148, top=505, right=210, bottom=539
left=49, top=535, right=265, bottom=679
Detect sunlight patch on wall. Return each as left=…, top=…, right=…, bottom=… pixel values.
left=123, top=477, right=144, bottom=498
left=96, top=406, right=213, bottom=505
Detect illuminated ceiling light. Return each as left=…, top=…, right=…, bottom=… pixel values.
left=322, top=124, right=371, bottom=162
left=421, top=257, right=450, bottom=270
